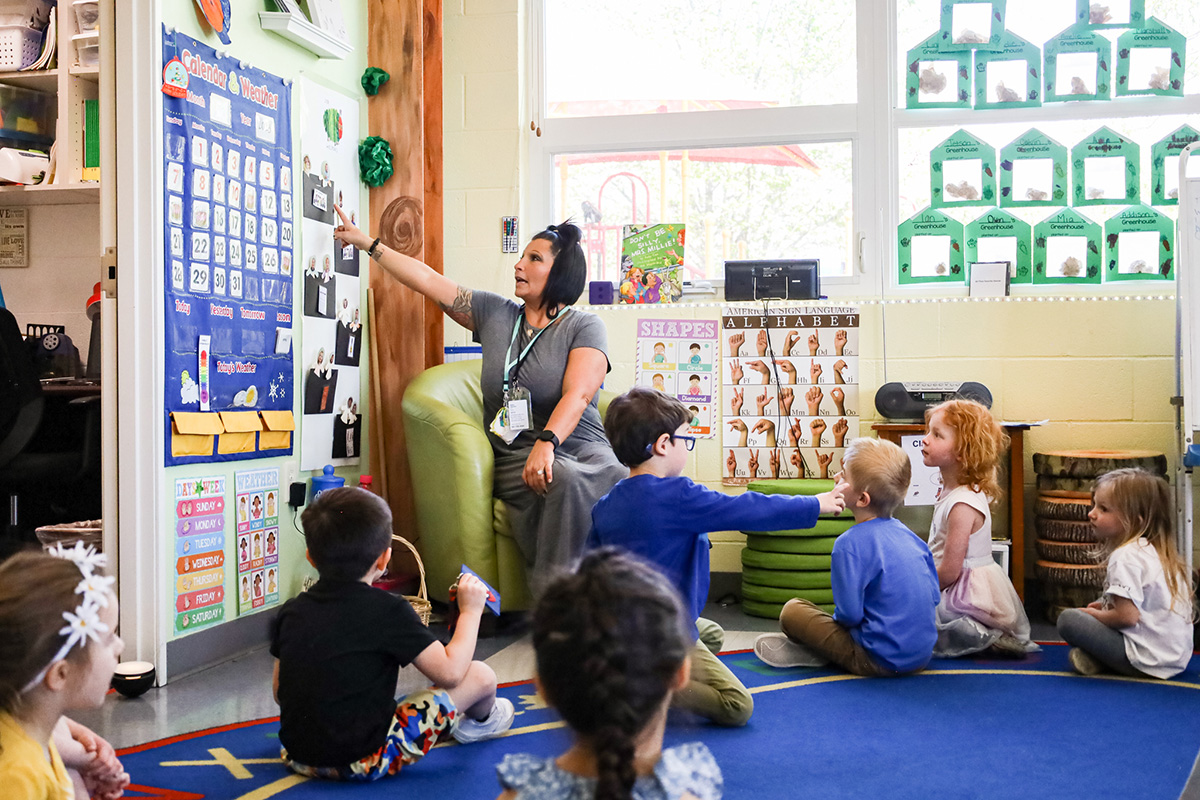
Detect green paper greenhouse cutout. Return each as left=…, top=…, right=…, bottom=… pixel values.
left=1044, top=25, right=1111, bottom=102
left=1151, top=125, right=1200, bottom=206
left=906, top=32, right=972, bottom=108
left=1075, top=0, right=1144, bottom=30
left=940, top=0, right=1006, bottom=53
left=1115, top=18, right=1184, bottom=97
left=1071, top=126, right=1139, bottom=207
left=897, top=207, right=965, bottom=285
left=1103, top=204, right=1173, bottom=281
left=999, top=129, right=1067, bottom=208
left=1032, top=207, right=1101, bottom=285
left=930, top=129, right=996, bottom=208
left=974, top=32, right=1041, bottom=108
left=966, top=208, right=1033, bottom=284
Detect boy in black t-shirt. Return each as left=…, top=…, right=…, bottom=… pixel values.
left=270, top=487, right=514, bottom=781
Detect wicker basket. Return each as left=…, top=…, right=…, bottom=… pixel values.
left=391, top=534, right=431, bottom=625
left=35, top=519, right=102, bottom=551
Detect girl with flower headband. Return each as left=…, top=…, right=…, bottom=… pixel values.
left=0, top=544, right=130, bottom=799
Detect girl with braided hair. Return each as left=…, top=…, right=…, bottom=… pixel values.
left=495, top=548, right=723, bottom=800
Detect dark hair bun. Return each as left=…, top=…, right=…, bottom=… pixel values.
left=549, top=220, right=582, bottom=251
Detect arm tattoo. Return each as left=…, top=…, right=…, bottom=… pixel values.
left=439, top=285, right=475, bottom=331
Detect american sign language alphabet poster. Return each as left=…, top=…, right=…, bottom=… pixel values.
left=161, top=28, right=294, bottom=465
left=174, top=476, right=226, bottom=634
left=635, top=318, right=718, bottom=436
left=235, top=468, right=280, bottom=614
left=299, top=77, right=363, bottom=470
left=721, top=305, right=860, bottom=486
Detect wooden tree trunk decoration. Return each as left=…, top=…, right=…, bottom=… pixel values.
left=367, top=0, right=444, bottom=549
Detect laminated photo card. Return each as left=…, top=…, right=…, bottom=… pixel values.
left=905, top=32, right=972, bottom=108
left=966, top=207, right=1032, bottom=284
left=1071, top=126, right=1140, bottom=207
left=1044, top=25, right=1112, bottom=102
left=1103, top=204, right=1173, bottom=281
left=1151, top=125, right=1200, bottom=206
left=999, top=128, right=1068, bottom=208
left=1114, top=18, right=1185, bottom=97
left=1075, top=0, right=1144, bottom=30
left=930, top=129, right=997, bottom=208
left=1033, top=207, right=1102, bottom=285
left=897, top=208, right=965, bottom=285
left=940, top=0, right=1006, bottom=53
left=973, top=31, right=1042, bottom=108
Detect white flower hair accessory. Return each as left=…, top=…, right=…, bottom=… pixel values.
left=22, top=544, right=112, bottom=693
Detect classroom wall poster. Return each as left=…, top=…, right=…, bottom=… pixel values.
left=298, top=77, right=363, bottom=470
left=235, top=467, right=281, bottom=613
left=161, top=28, right=295, bottom=465
left=634, top=318, right=718, bottom=437
left=174, top=475, right=227, bottom=634
left=721, top=306, right=860, bottom=486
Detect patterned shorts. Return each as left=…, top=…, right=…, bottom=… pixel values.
left=282, top=688, right=459, bottom=781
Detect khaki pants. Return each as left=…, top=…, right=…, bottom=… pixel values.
left=671, top=618, right=754, bottom=726
left=779, top=598, right=896, bottom=677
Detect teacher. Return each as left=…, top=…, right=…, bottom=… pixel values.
left=332, top=208, right=626, bottom=595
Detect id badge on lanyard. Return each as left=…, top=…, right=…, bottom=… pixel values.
left=489, top=308, right=570, bottom=445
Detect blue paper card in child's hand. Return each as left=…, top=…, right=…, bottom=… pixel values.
left=460, top=564, right=501, bottom=615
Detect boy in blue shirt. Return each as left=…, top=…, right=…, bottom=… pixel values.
left=589, top=387, right=845, bottom=726
left=755, top=437, right=940, bottom=676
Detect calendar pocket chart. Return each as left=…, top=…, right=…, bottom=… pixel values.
left=162, top=28, right=294, bottom=465
left=721, top=305, right=860, bottom=486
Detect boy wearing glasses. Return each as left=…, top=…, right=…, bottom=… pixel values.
left=589, top=387, right=845, bottom=726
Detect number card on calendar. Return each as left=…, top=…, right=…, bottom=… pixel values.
left=720, top=305, right=860, bottom=486
left=161, top=27, right=294, bottom=466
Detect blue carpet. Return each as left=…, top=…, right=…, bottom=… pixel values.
left=118, top=644, right=1200, bottom=800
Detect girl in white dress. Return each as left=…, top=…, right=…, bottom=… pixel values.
left=1057, top=469, right=1192, bottom=678
left=922, top=400, right=1036, bottom=657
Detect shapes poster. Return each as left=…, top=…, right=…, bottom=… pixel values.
left=720, top=306, right=860, bottom=486
left=235, top=468, right=280, bottom=614
left=161, top=28, right=294, bottom=465
left=634, top=318, right=718, bottom=437
left=298, top=77, right=363, bottom=470
left=174, top=475, right=226, bottom=634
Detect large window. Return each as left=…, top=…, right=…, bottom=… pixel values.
left=534, top=0, right=865, bottom=285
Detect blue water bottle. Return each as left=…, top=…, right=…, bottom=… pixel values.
left=309, top=465, right=345, bottom=503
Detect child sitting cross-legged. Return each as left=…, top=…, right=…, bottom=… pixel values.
left=755, top=437, right=941, bottom=676
left=589, top=387, right=845, bottom=726
left=271, top=486, right=514, bottom=781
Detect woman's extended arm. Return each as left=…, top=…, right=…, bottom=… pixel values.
left=522, top=346, right=608, bottom=494
left=332, top=206, right=473, bottom=329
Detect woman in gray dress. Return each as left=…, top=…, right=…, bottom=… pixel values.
left=333, top=207, right=626, bottom=595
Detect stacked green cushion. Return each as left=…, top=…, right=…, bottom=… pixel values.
left=740, top=479, right=853, bottom=620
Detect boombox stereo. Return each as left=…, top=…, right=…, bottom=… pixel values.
left=874, top=381, right=993, bottom=421
left=724, top=259, right=820, bottom=302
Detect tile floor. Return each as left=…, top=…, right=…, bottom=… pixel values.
left=73, top=600, right=1062, bottom=750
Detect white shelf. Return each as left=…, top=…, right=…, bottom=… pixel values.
left=258, top=12, right=351, bottom=60
left=894, top=94, right=1200, bottom=129
left=0, top=69, right=59, bottom=93
left=0, top=183, right=100, bottom=206
left=68, top=66, right=100, bottom=84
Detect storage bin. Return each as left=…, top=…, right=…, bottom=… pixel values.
left=0, top=24, right=42, bottom=70
left=0, top=0, right=52, bottom=31
left=0, top=83, right=54, bottom=137
left=72, top=30, right=98, bottom=68
left=36, top=520, right=103, bottom=552
left=72, top=0, right=98, bottom=32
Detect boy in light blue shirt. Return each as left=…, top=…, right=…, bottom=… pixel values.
left=755, top=437, right=940, bottom=675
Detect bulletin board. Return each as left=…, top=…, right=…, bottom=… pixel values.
left=721, top=305, right=860, bottom=486
left=161, top=28, right=295, bottom=466
left=298, top=77, right=364, bottom=471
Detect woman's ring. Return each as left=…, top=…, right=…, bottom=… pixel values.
left=537, top=469, right=545, bottom=475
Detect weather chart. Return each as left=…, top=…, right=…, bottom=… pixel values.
left=161, top=27, right=294, bottom=466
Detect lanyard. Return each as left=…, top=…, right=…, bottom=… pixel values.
left=503, top=307, right=571, bottom=394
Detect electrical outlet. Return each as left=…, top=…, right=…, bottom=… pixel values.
left=282, top=461, right=297, bottom=490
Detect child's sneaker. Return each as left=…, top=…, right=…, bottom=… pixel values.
left=988, top=634, right=1030, bottom=659
left=1068, top=647, right=1103, bottom=676
left=453, top=697, right=515, bottom=743
left=754, top=633, right=829, bottom=668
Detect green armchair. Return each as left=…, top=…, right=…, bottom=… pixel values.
left=402, top=359, right=616, bottom=611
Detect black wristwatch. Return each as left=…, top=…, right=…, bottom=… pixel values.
left=367, top=237, right=382, bottom=258
left=536, top=430, right=560, bottom=450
